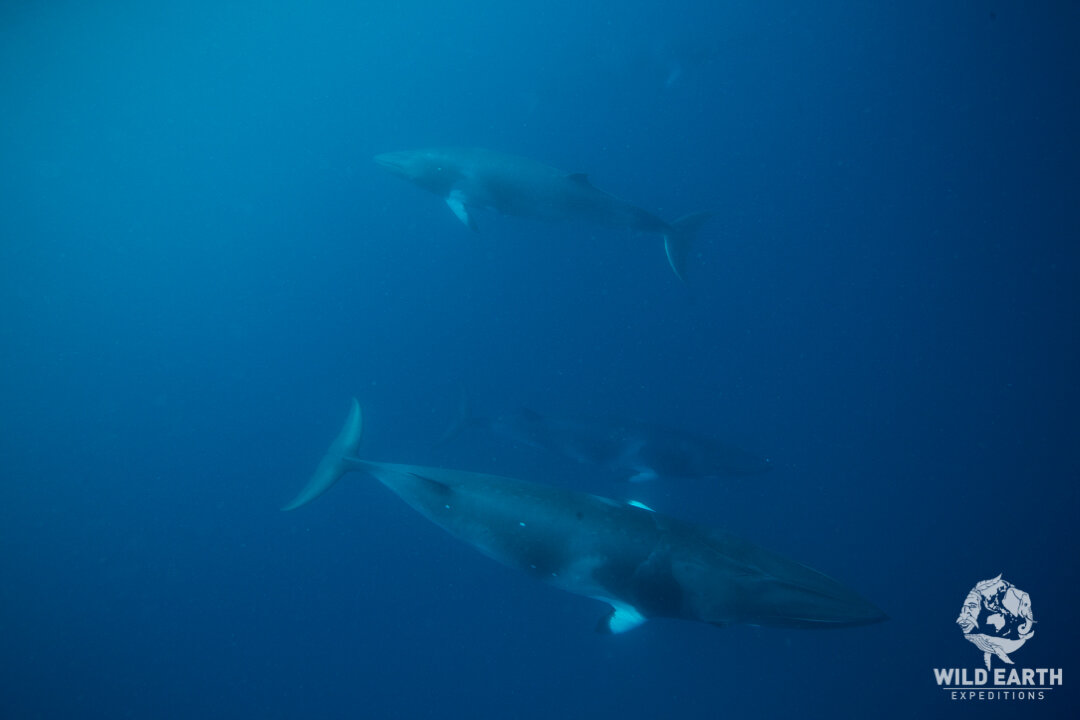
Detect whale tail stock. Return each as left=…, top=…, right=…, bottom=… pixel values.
left=663, top=211, right=714, bottom=283
left=281, top=398, right=364, bottom=511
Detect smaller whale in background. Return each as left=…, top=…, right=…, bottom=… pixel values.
left=374, top=147, right=714, bottom=282
left=442, top=394, right=772, bottom=482
left=283, top=399, right=886, bottom=634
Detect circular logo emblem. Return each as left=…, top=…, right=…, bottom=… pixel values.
left=956, top=574, right=1035, bottom=670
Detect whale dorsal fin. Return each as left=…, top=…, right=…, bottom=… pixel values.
left=408, top=472, right=454, bottom=497
left=567, top=172, right=592, bottom=186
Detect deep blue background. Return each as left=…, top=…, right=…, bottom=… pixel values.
left=2, top=2, right=1077, bottom=718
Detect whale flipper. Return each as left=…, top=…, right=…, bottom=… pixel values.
left=663, top=211, right=714, bottom=283
left=595, top=600, right=647, bottom=634
left=446, top=191, right=478, bottom=232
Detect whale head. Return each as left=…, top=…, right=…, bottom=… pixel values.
left=374, top=149, right=460, bottom=195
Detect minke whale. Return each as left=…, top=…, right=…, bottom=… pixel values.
left=442, top=397, right=772, bottom=482
left=283, top=400, right=886, bottom=634
left=374, top=147, right=714, bottom=281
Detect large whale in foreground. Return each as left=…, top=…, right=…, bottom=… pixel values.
left=374, top=147, right=714, bottom=281
left=283, top=400, right=887, bottom=634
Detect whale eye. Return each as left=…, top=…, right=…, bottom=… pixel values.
left=576, top=511, right=584, bottom=520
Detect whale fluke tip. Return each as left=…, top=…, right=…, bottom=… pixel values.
left=282, top=399, right=363, bottom=511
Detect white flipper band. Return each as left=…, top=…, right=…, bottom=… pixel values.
left=446, top=191, right=478, bottom=231
left=595, top=598, right=647, bottom=634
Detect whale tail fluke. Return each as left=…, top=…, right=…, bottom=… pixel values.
left=663, top=211, right=714, bottom=283
left=282, top=398, right=364, bottom=511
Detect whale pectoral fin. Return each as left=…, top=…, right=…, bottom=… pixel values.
left=993, top=648, right=1014, bottom=665
left=595, top=601, right=647, bottom=634
left=663, top=211, right=714, bottom=283
left=567, top=172, right=592, bottom=186
left=446, top=191, right=478, bottom=232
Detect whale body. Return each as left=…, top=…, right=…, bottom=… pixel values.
left=374, top=147, right=713, bottom=281
left=283, top=400, right=886, bottom=633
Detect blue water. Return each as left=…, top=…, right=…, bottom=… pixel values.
left=2, top=2, right=1077, bottom=718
